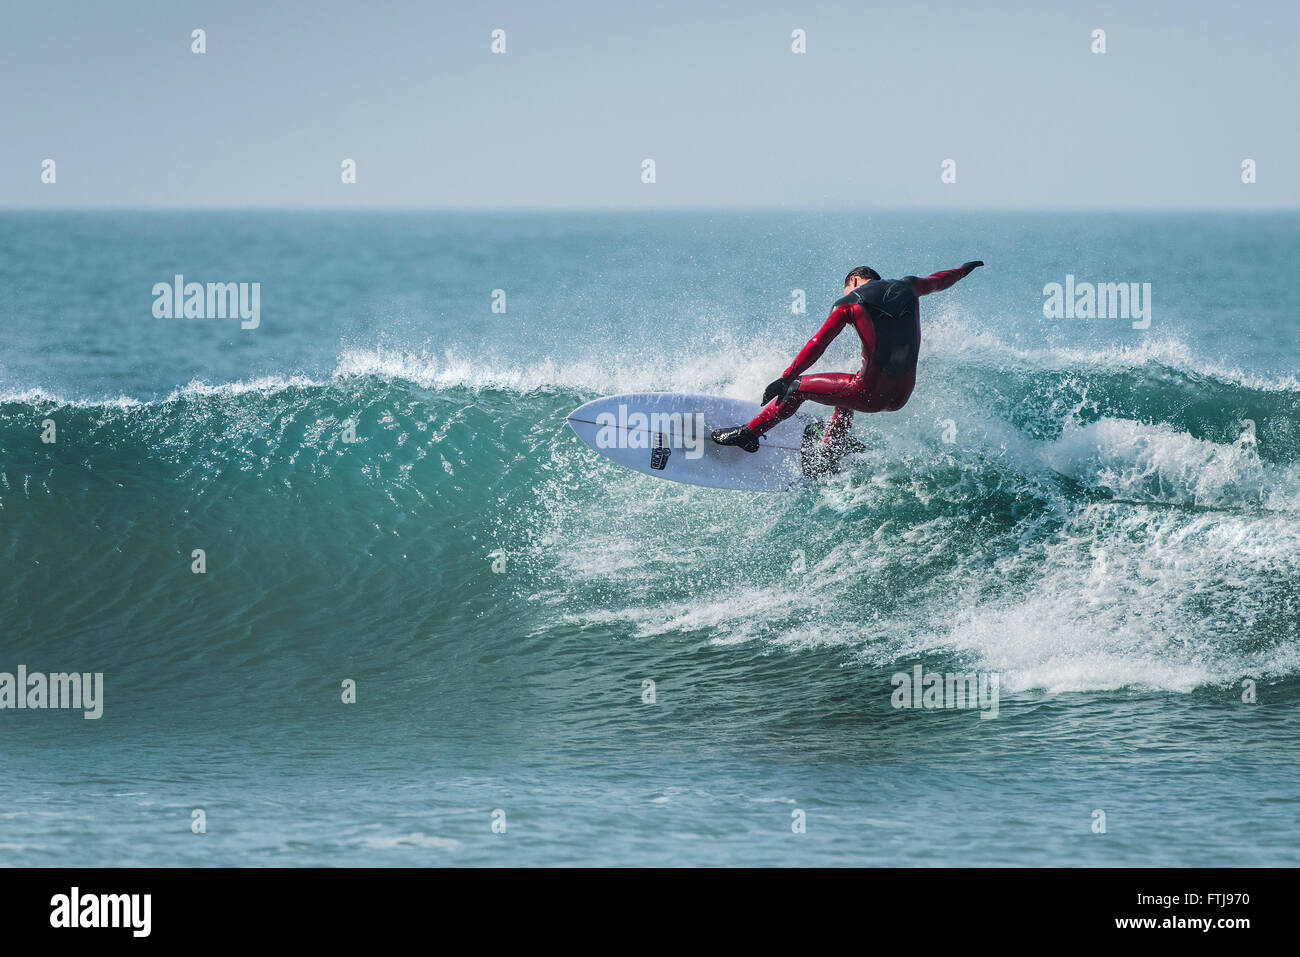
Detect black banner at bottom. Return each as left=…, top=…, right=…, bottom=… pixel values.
left=0, top=867, right=1278, bottom=944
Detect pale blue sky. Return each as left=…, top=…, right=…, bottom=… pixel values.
left=2, top=0, right=1296, bottom=208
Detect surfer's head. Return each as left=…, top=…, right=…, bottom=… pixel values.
left=843, top=266, right=880, bottom=294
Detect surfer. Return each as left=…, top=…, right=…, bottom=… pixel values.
left=711, top=262, right=984, bottom=455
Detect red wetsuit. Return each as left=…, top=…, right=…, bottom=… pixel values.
left=746, top=267, right=971, bottom=445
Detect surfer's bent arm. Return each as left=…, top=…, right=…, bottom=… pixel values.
left=912, top=261, right=984, bottom=297
left=782, top=305, right=852, bottom=378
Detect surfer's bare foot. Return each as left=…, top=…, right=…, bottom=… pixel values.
left=711, top=426, right=760, bottom=453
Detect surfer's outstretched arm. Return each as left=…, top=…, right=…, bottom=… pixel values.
left=912, top=261, right=984, bottom=296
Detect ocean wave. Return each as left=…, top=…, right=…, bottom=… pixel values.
left=3, top=333, right=1298, bottom=697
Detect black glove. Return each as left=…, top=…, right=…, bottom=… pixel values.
left=762, top=376, right=792, bottom=406
left=961, top=260, right=984, bottom=275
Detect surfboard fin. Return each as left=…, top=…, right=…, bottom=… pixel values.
left=801, top=420, right=865, bottom=478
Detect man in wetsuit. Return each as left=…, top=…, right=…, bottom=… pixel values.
left=711, top=261, right=984, bottom=455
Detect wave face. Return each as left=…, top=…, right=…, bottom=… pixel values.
left=6, top=330, right=1300, bottom=705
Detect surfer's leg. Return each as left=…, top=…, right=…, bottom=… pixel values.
left=715, top=372, right=861, bottom=452
left=850, top=366, right=916, bottom=413
left=746, top=372, right=857, bottom=437
left=823, top=407, right=855, bottom=447
left=745, top=390, right=805, bottom=436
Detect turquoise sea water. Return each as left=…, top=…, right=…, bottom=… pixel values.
left=2, top=211, right=1298, bottom=866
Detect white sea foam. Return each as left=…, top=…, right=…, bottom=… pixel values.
left=330, top=342, right=791, bottom=400
left=1044, top=416, right=1300, bottom=511
left=537, top=392, right=1300, bottom=694
left=930, top=502, right=1300, bottom=692
left=923, top=311, right=1300, bottom=391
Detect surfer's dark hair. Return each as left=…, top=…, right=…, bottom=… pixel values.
left=844, top=266, right=881, bottom=285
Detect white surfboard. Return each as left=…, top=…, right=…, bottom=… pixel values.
left=566, top=392, right=811, bottom=491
